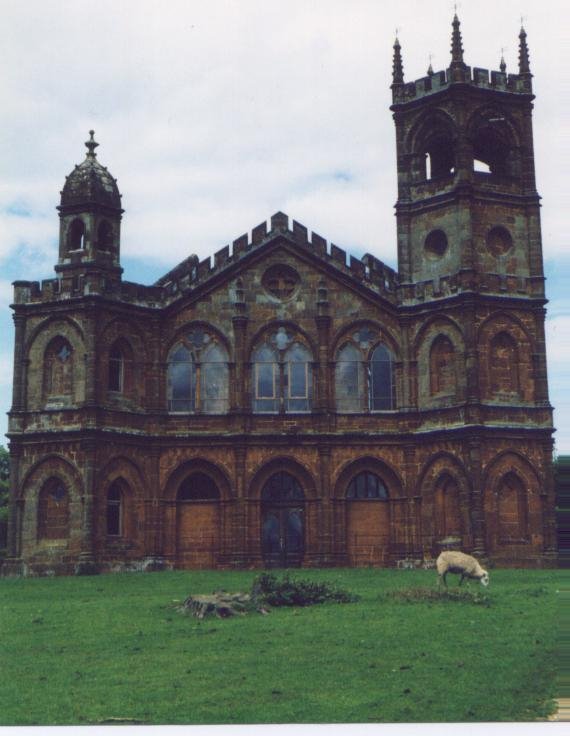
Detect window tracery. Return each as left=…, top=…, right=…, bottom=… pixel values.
left=334, top=330, right=395, bottom=412
left=167, top=330, right=228, bottom=413
left=346, top=472, right=389, bottom=500
left=252, top=331, right=312, bottom=413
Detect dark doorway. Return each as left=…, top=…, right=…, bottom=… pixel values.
left=261, top=471, right=305, bottom=568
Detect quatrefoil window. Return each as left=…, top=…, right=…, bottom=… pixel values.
left=262, top=264, right=300, bottom=300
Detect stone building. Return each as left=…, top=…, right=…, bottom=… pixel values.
left=5, top=16, right=556, bottom=574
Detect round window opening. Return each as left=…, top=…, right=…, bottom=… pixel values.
left=486, top=226, right=513, bottom=256
left=262, top=264, right=300, bottom=300
left=424, top=229, right=448, bottom=259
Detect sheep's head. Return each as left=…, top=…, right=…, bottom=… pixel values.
left=480, top=570, right=490, bottom=587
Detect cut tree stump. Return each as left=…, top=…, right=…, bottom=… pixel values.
left=178, top=591, right=269, bottom=619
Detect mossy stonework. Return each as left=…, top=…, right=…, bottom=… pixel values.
left=5, top=17, right=556, bottom=575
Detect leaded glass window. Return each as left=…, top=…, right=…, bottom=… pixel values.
left=167, top=332, right=229, bottom=414
left=346, top=472, right=389, bottom=500
left=335, top=333, right=395, bottom=412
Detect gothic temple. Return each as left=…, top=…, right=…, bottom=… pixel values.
left=5, top=16, right=556, bottom=574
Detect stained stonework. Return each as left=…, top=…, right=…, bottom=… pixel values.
left=4, top=16, right=556, bottom=575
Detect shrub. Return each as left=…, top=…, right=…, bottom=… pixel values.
left=251, top=573, right=359, bottom=607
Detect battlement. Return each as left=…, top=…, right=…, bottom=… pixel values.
left=392, top=66, right=532, bottom=105
left=156, top=212, right=399, bottom=302
left=12, top=276, right=164, bottom=308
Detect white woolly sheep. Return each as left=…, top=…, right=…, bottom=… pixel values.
left=436, top=551, right=489, bottom=587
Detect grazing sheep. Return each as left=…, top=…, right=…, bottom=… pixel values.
left=436, top=551, right=489, bottom=587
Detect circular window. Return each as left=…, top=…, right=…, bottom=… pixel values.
left=486, top=226, right=513, bottom=256
left=262, top=264, right=300, bottom=300
left=424, top=229, right=448, bottom=259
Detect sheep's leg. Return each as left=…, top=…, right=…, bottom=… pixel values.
left=459, top=574, right=465, bottom=586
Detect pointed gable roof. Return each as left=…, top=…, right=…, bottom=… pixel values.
left=154, top=212, right=398, bottom=306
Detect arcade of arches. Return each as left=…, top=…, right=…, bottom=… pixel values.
left=14, top=450, right=549, bottom=572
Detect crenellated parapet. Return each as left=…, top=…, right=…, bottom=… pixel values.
left=392, top=67, right=532, bottom=105
left=155, top=211, right=399, bottom=304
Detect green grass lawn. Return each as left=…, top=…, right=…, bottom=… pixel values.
left=0, top=567, right=562, bottom=724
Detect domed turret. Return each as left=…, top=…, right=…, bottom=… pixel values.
left=60, top=131, right=122, bottom=210
left=56, top=132, right=124, bottom=279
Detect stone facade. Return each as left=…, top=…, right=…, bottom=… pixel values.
left=5, top=17, right=556, bottom=574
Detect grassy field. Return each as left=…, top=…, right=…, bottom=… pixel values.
left=0, top=567, right=562, bottom=725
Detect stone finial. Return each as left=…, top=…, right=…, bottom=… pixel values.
left=518, top=25, right=531, bottom=74
left=392, top=36, right=404, bottom=85
left=85, top=130, right=99, bottom=158
left=427, top=53, right=434, bottom=76
left=500, top=50, right=507, bottom=73
left=450, top=13, right=465, bottom=65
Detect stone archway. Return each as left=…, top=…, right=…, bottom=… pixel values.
left=260, top=471, right=305, bottom=568
left=176, top=472, right=221, bottom=569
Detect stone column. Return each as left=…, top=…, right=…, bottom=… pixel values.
left=315, top=310, right=331, bottom=413
left=11, top=312, right=26, bottom=411
left=232, top=313, right=248, bottom=413
left=146, top=448, right=165, bottom=564
left=232, top=445, right=247, bottom=566
left=77, top=440, right=97, bottom=572
left=467, top=440, right=486, bottom=557
left=533, top=308, right=551, bottom=406
left=83, top=306, right=98, bottom=407
left=6, top=444, right=21, bottom=558
left=318, top=445, right=332, bottom=563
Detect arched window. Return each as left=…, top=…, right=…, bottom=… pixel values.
left=284, top=343, right=312, bottom=412
left=167, top=331, right=229, bottom=414
left=497, top=473, right=528, bottom=543
left=335, top=332, right=395, bottom=413
left=44, top=337, right=74, bottom=399
left=200, top=343, right=230, bottom=414
left=38, top=478, right=69, bottom=540
left=490, top=332, right=519, bottom=395
left=98, top=220, right=114, bottom=251
left=168, top=344, right=194, bottom=412
left=108, top=344, right=124, bottom=392
left=68, top=219, right=85, bottom=250
left=424, top=135, right=455, bottom=180
left=178, top=472, right=220, bottom=501
left=261, top=472, right=304, bottom=502
left=472, top=126, right=508, bottom=176
left=335, top=344, right=363, bottom=413
left=253, top=344, right=279, bottom=413
left=252, top=331, right=313, bottom=413
left=430, top=335, right=456, bottom=396
left=106, top=481, right=123, bottom=536
left=346, top=472, right=389, bottom=499
left=370, top=345, right=395, bottom=411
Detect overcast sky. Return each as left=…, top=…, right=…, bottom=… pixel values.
left=0, top=0, right=568, bottom=454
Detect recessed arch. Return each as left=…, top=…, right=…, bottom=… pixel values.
left=164, top=459, right=233, bottom=503
left=67, top=218, right=86, bottom=251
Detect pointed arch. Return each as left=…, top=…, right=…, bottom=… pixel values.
left=429, top=335, right=456, bottom=396
left=418, top=452, right=473, bottom=555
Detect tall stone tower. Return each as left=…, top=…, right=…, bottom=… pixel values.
left=390, top=16, right=555, bottom=561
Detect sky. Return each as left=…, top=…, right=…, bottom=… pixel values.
left=0, top=0, right=568, bottom=454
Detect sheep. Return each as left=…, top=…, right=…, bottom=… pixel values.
left=436, top=551, right=489, bottom=587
